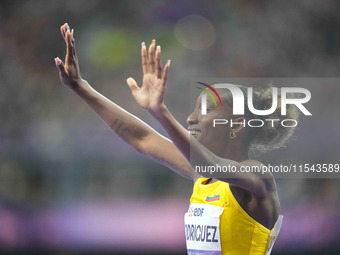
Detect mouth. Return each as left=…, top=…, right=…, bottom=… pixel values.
left=188, top=129, right=201, bottom=137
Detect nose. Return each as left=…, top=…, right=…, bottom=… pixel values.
left=187, top=110, right=199, bottom=125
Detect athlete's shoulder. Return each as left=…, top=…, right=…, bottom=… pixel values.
left=240, top=159, right=274, bottom=179
left=240, top=159, right=277, bottom=196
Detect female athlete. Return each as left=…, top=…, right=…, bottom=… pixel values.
left=55, top=23, right=299, bottom=255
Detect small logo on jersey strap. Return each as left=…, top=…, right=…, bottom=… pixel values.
left=188, top=207, right=194, bottom=217
left=205, top=194, right=220, bottom=202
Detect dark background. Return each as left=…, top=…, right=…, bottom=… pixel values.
left=0, top=0, right=340, bottom=254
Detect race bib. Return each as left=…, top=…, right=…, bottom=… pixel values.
left=184, top=203, right=224, bottom=255
left=266, top=215, right=283, bottom=255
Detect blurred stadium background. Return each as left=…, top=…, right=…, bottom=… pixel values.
left=0, top=0, right=340, bottom=254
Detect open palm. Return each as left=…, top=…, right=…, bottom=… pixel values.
left=127, top=41, right=170, bottom=112
left=55, top=23, right=83, bottom=88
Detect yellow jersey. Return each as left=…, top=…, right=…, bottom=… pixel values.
left=184, top=177, right=282, bottom=255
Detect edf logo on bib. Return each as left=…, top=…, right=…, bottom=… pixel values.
left=188, top=207, right=205, bottom=217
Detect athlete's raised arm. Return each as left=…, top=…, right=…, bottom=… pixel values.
left=54, top=23, right=191, bottom=179
left=127, top=43, right=270, bottom=197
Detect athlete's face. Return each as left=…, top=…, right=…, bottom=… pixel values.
left=187, top=89, right=233, bottom=149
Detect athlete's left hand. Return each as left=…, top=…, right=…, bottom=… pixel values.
left=126, top=41, right=170, bottom=114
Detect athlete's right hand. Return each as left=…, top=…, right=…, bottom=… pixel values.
left=126, top=41, right=170, bottom=115
left=55, top=23, right=83, bottom=88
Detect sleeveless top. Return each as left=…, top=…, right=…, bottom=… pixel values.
left=184, top=177, right=282, bottom=255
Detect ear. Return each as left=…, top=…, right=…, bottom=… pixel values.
left=230, top=117, right=246, bottom=134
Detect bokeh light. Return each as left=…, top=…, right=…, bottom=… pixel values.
left=88, top=29, right=133, bottom=69
left=174, top=15, right=216, bottom=51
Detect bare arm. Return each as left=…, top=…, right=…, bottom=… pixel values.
left=126, top=42, right=270, bottom=196
left=72, top=81, right=191, bottom=178
left=54, top=23, right=191, bottom=179
left=151, top=105, right=267, bottom=197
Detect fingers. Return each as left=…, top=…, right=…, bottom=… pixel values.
left=67, top=28, right=75, bottom=52
left=60, top=25, right=65, bottom=40
left=148, top=40, right=156, bottom=73
left=141, top=42, right=148, bottom=74
left=142, top=40, right=163, bottom=76
left=60, top=23, right=68, bottom=42
left=66, top=27, right=76, bottom=64
left=70, top=28, right=76, bottom=51
left=126, top=77, right=140, bottom=95
left=155, top=45, right=162, bottom=79
left=65, top=29, right=71, bottom=64
left=55, top=57, right=66, bottom=75
left=141, top=40, right=166, bottom=82
left=59, top=23, right=76, bottom=64
left=162, top=60, right=171, bottom=87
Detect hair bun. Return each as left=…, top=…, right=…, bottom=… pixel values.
left=247, top=82, right=300, bottom=152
